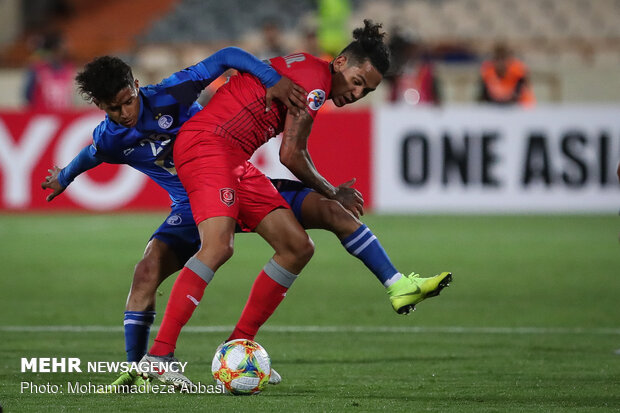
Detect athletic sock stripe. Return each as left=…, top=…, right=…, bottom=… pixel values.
left=346, top=231, right=374, bottom=251
left=124, top=316, right=155, bottom=323
left=264, top=258, right=298, bottom=288
left=185, top=256, right=215, bottom=283
left=124, top=319, right=152, bottom=326
left=352, top=235, right=378, bottom=256
left=383, top=272, right=403, bottom=287
left=343, top=227, right=370, bottom=249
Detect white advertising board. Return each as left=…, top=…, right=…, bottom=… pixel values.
left=373, top=106, right=620, bottom=213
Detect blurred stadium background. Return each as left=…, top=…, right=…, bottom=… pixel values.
left=2, top=0, right=620, bottom=104
left=0, top=0, right=619, bottom=213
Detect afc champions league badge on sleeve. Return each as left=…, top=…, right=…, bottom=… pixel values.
left=306, top=89, right=326, bottom=111
left=220, top=188, right=236, bottom=207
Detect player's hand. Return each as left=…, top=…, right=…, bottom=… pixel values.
left=41, top=166, right=66, bottom=202
left=265, top=76, right=307, bottom=116
left=333, top=178, right=364, bottom=218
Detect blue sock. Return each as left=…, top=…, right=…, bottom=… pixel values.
left=341, top=225, right=402, bottom=287
left=124, top=311, right=156, bottom=362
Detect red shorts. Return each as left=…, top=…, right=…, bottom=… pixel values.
left=174, top=130, right=289, bottom=230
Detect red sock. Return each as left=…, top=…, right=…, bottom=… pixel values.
left=227, top=270, right=288, bottom=341
left=150, top=267, right=208, bottom=356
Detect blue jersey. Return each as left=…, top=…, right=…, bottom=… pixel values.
left=89, top=87, right=201, bottom=205
left=58, top=47, right=282, bottom=206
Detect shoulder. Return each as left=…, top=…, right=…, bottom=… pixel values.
left=92, top=118, right=127, bottom=153
left=271, top=53, right=330, bottom=73
left=143, top=76, right=197, bottom=108
left=140, top=84, right=162, bottom=101
left=271, top=53, right=331, bottom=95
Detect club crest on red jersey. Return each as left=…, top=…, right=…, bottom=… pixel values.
left=307, top=89, right=326, bottom=110
left=220, top=188, right=236, bottom=207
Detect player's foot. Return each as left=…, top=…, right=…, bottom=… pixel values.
left=139, top=353, right=193, bottom=388
left=96, top=371, right=150, bottom=393
left=387, top=271, right=452, bottom=314
left=269, top=367, right=282, bottom=385
left=215, top=341, right=282, bottom=385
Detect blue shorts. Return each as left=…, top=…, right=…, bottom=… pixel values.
left=150, top=179, right=313, bottom=262
left=150, top=203, right=201, bottom=265
left=269, top=179, right=313, bottom=226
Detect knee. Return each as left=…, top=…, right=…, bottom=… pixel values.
left=319, top=199, right=360, bottom=236
left=291, top=232, right=314, bottom=265
left=197, top=243, right=234, bottom=269
left=216, top=244, right=235, bottom=263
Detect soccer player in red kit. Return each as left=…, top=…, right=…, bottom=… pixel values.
left=142, top=20, right=451, bottom=387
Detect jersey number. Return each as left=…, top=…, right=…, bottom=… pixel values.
left=140, top=136, right=177, bottom=176
left=284, top=53, right=306, bottom=68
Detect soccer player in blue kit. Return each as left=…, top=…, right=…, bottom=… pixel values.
left=42, top=46, right=452, bottom=388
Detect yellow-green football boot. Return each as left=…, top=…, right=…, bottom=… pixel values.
left=97, top=371, right=151, bottom=393
left=387, top=272, right=452, bottom=314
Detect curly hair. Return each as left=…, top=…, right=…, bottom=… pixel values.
left=339, top=19, right=390, bottom=75
left=75, top=56, right=134, bottom=104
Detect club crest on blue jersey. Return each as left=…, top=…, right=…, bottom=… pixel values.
left=166, top=214, right=183, bottom=225
left=157, top=114, right=174, bottom=129
left=306, top=89, right=326, bottom=111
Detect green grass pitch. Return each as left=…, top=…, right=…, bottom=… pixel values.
left=0, top=213, right=619, bottom=412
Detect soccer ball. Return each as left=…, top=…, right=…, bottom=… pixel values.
left=211, top=339, right=271, bottom=395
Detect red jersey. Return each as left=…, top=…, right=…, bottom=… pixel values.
left=181, top=53, right=332, bottom=156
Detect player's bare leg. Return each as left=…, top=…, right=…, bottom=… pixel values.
left=299, top=192, right=361, bottom=237
left=148, top=217, right=235, bottom=355
left=193, top=217, right=237, bottom=272
left=123, top=239, right=183, bottom=359
left=124, top=239, right=183, bottom=360
left=106, top=239, right=184, bottom=389
left=227, top=208, right=314, bottom=384
left=229, top=208, right=314, bottom=341
left=126, top=239, right=183, bottom=312
left=254, top=208, right=314, bottom=274
left=141, top=217, right=236, bottom=387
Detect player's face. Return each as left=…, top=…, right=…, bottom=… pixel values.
left=96, top=79, right=140, bottom=128
left=330, top=55, right=382, bottom=107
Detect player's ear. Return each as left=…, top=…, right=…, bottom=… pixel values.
left=134, top=79, right=139, bottom=89
left=332, top=55, right=348, bottom=73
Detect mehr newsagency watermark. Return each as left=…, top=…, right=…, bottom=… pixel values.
left=19, top=357, right=224, bottom=394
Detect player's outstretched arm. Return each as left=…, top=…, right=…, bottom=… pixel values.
left=279, top=111, right=364, bottom=218
left=168, top=47, right=305, bottom=113
left=41, top=145, right=102, bottom=202
left=200, top=47, right=306, bottom=115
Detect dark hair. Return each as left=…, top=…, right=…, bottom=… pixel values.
left=339, top=19, right=390, bottom=75
left=75, top=56, right=134, bottom=103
